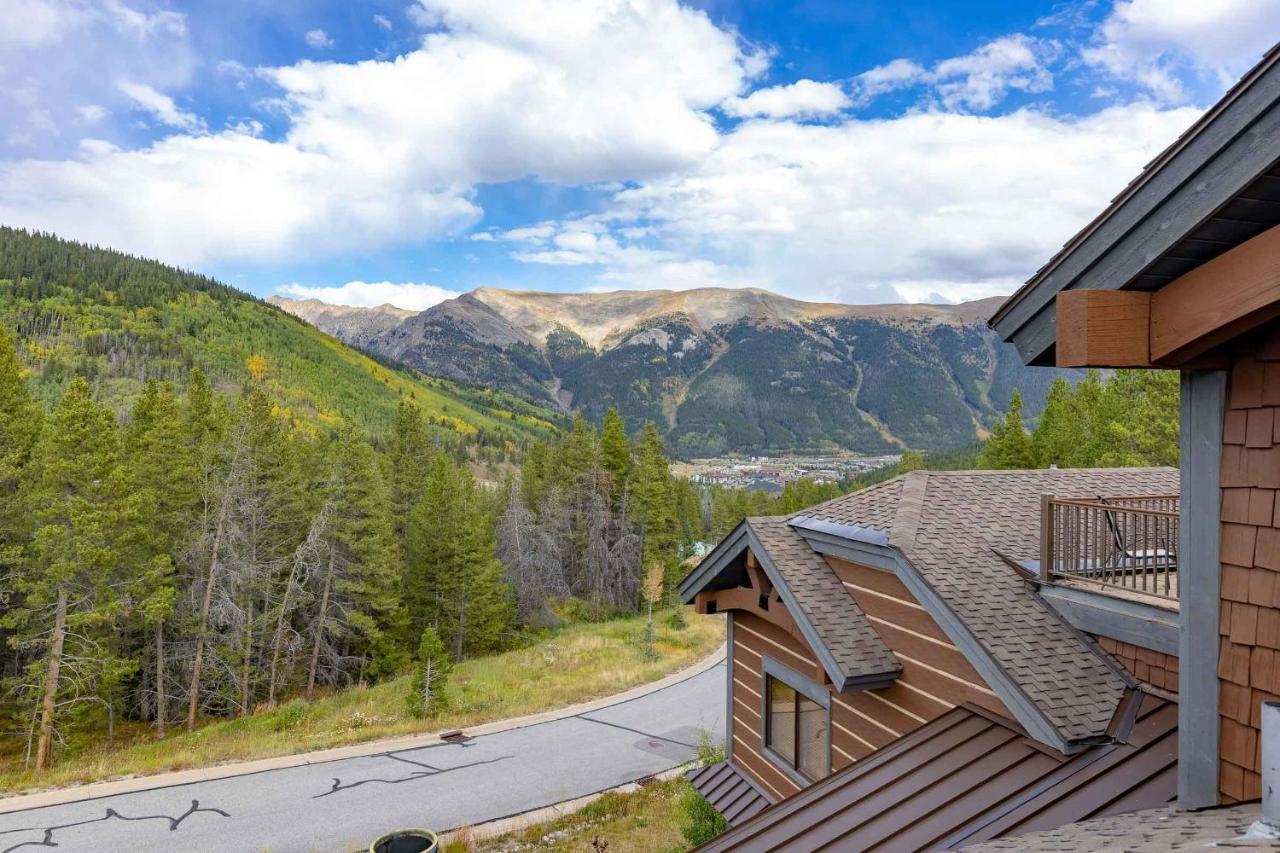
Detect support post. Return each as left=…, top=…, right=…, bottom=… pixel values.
left=1178, top=369, right=1226, bottom=810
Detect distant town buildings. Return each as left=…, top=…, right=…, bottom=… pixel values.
left=674, top=453, right=899, bottom=493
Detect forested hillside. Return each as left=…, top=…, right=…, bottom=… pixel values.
left=0, top=228, right=557, bottom=449
left=0, top=322, right=693, bottom=773
left=276, top=287, right=1081, bottom=456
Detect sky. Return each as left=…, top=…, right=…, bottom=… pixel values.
left=1, top=1, right=1278, bottom=311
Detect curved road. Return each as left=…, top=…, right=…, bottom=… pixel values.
left=0, top=661, right=726, bottom=852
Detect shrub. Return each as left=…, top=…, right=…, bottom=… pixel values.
left=678, top=783, right=726, bottom=847
left=270, top=700, right=309, bottom=732
left=665, top=608, right=687, bottom=630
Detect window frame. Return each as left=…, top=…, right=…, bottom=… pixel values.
left=760, top=655, right=831, bottom=785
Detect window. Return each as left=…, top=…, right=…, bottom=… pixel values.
left=764, top=672, right=830, bottom=782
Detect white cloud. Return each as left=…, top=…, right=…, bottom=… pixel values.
left=511, top=103, right=1202, bottom=303
left=0, top=0, right=194, bottom=152
left=723, top=79, right=849, bottom=119
left=304, top=28, right=334, bottom=49
left=278, top=280, right=460, bottom=311
left=1, top=0, right=763, bottom=264
left=117, top=81, right=203, bottom=131
left=373, top=14, right=392, bottom=31
left=76, top=104, right=108, bottom=123
left=1084, top=0, right=1280, bottom=103
left=0, top=130, right=482, bottom=265
left=853, top=34, right=1057, bottom=111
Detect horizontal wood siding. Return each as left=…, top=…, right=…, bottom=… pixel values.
left=726, top=553, right=1015, bottom=797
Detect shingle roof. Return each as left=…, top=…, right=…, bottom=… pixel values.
left=697, top=693, right=1177, bottom=853
left=795, top=467, right=1180, bottom=744
left=746, top=517, right=901, bottom=686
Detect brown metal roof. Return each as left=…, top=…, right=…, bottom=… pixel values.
left=687, top=762, right=774, bottom=828
left=795, top=467, right=1179, bottom=744
left=696, top=692, right=1177, bottom=852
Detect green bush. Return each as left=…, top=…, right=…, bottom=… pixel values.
left=665, top=608, right=688, bottom=630
left=269, top=700, right=309, bottom=732
left=678, top=783, right=726, bottom=847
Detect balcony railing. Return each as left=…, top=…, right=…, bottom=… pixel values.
left=1039, top=494, right=1180, bottom=602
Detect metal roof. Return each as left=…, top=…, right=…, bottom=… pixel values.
left=687, top=762, right=773, bottom=828
left=696, top=693, right=1177, bottom=852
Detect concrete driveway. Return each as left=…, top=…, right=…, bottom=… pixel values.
left=0, top=660, right=726, bottom=852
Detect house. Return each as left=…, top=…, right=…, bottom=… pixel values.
left=681, top=40, right=1280, bottom=852
left=680, top=467, right=1182, bottom=849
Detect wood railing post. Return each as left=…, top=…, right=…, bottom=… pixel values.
left=1039, top=494, right=1053, bottom=582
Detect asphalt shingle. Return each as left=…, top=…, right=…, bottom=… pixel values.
left=746, top=516, right=901, bottom=685
left=794, top=467, right=1180, bottom=744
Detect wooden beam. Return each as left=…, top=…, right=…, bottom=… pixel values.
left=1054, top=289, right=1152, bottom=367
left=1151, top=223, right=1280, bottom=364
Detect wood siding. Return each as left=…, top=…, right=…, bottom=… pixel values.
left=1218, top=321, right=1280, bottom=802
left=1092, top=634, right=1179, bottom=695
left=726, top=553, right=1012, bottom=800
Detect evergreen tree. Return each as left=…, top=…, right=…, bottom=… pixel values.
left=8, top=378, right=131, bottom=769
left=600, top=406, right=631, bottom=502
left=122, top=381, right=190, bottom=736
left=630, top=422, right=678, bottom=572
left=406, top=627, right=451, bottom=718
left=1030, top=377, right=1083, bottom=468
left=980, top=389, right=1036, bottom=469
left=385, top=401, right=434, bottom=559
left=0, top=326, right=40, bottom=657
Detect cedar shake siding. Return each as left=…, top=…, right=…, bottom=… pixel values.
left=1217, top=321, right=1280, bottom=803
left=1092, top=635, right=1179, bottom=696
left=726, top=555, right=1011, bottom=801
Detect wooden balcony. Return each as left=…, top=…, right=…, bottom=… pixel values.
left=1040, top=494, right=1180, bottom=608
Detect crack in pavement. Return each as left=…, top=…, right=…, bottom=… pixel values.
left=315, top=755, right=513, bottom=798
left=0, top=799, right=229, bottom=853
left=574, top=714, right=698, bottom=748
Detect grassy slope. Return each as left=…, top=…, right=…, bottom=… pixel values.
left=451, top=776, right=696, bottom=853
left=0, top=228, right=558, bottom=442
left=0, top=610, right=724, bottom=794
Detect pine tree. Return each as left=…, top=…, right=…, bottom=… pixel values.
left=0, top=326, right=40, bottom=656
left=630, top=422, right=678, bottom=571
left=307, top=429, right=404, bottom=696
left=8, top=378, right=131, bottom=769
left=406, top=627, right=451, bottom=718
left=1030, top=377, right=1082, bottom=468
left=385, top=401, right=434, bottom=558
left=980, top=389, right=1036, bottom=469
left=122, top=380, right=190, bottom=736
left=600, top=406, right=630, bottom=503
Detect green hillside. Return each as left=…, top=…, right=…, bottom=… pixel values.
left=0, top=228, right=558, bottom=445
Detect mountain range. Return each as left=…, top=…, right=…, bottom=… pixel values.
left=270, top=286, right=1078, bottom=456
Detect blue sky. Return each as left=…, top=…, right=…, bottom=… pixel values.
left=1, top=1, right=1277, bottom=310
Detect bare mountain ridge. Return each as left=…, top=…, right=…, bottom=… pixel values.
left=451, top=286, right=1005, bottom=350
left=272, top=286, right=1070, bottom=456
left=266, top=296, right=414, bottom=350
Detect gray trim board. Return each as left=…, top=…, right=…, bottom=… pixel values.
left=746, top=528, right=898, bottom=692
left=726, top=615, right=734, bottom=763
left=797, top=532, right=1075, bottom=754
left=679, top=520, right=899, bottom=691
left=1039, top=584, right=1179, bottom=656
left=678, top=523, right=749, bottom=603
left=760, top=655, right=832, bottom=786
left=993, top=51, right=1280, bottom=364
left=1179, top=369, right=1227, bottom=810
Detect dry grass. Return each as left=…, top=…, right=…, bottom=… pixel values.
left=0, top=609, right=723, bottom=795
left=449, top=776, right=694, bottom=853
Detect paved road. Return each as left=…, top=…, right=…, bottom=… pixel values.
left=0, top=662, right=725, bottom=852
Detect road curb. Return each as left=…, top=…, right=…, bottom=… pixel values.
left=0, top=643, right=726, bottom=815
